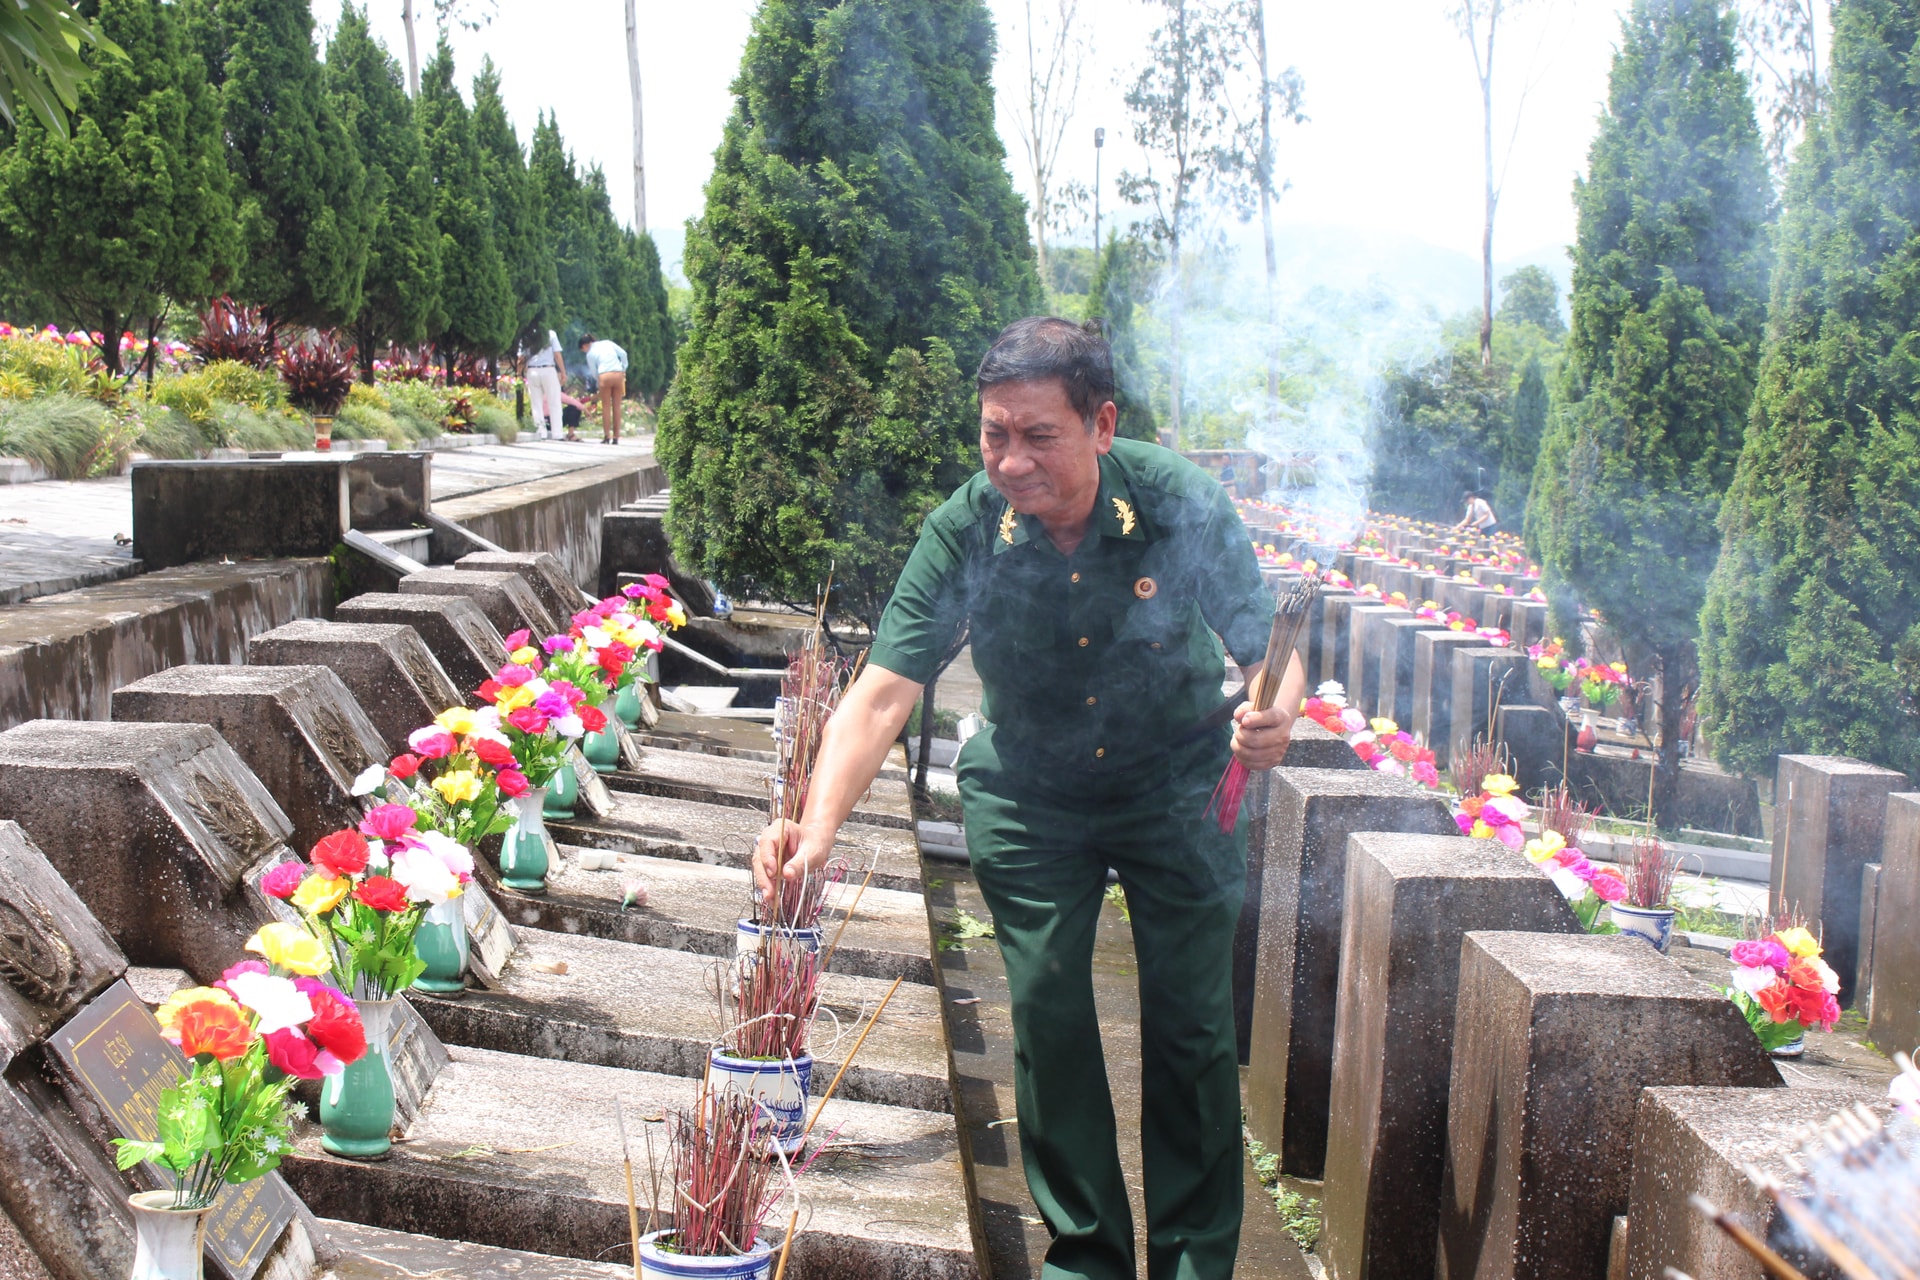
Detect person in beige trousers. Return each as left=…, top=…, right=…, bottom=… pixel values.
left=578, top=334, right=629, bottom=443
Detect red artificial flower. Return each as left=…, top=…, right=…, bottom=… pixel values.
left=1389, top=738, right=1419, bottom=763
left=174, top=1000, right=255, bottom=1061
left=507, top=706, right=549, bottom=735
left=495, top=769, right=530, bottom=798
left=475, top=680, right=502, bottom=705
left=579, top=704, right=608, bottom=733
left=353, top=875, right=410, bottom=913
left=263, top=1027, right=324, bottom=1080
left=597, top=654, right=627, bottom=680
left=260, top=861, right=306, bottom=899
left=389, top=753, right=422, bottom=779
left=300, top=986, right=368, bottom=1064
left=471, top=737, right=516, bottom=767
left=358, top=804, right=418, bottom=842
left=310, top=830, right=371, bottom=878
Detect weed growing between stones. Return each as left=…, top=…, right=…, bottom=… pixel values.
left=1245, top=1132, right=1321, bottom=1252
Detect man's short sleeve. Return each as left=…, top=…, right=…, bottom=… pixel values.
left=867, top=512, right=971, bottom=685
left=1194, top=482, right=1273, bottom=667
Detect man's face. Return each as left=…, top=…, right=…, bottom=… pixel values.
left=980, top=379, right=1116, bottom=529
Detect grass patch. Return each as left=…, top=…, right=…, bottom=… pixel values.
left=1246, top=1133, right=1321, bottom=1252
left=0, top=393, right=111, bottom=477
left=1672, top=904, right=1747, bottom=938
left=1104, top=883, right=1131, bottom=923
left=937, top=908, right=996, bottom=953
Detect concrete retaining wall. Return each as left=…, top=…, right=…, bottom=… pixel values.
left=435, top=456, right=665, bottom=591
left=0, top=561, right=331, bottom=731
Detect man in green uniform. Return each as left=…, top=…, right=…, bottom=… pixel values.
left=755, top=317, right=1303, bottom=1279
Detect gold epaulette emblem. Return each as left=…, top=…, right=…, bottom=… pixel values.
left=999, top=506, right=1018, bottom=545
left=1113, top=497, right=1137, bottom=535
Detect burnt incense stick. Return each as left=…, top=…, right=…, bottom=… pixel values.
left=772, top=1206, right=800, bottom=1280
left=1687, top=1196, right=1809, bottom=1280
left=800, top=976, right=904, bottom=1145
left=817, top=867, right=875, bottom=977
left=616, top=1098, right=640, bottom=1280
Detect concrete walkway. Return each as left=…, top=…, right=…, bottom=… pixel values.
left=0, top=436, right=653, bottom=605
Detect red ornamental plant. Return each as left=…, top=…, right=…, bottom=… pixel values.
left=383, top=347, right=435, bottom=382
left=277, top=330, right=357, bottom=416
left=190, top=296, right=274, bottom=369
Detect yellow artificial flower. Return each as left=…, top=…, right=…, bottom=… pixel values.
left=246, top=923, right=332, bottom=976
left=435, top=707, right=478, bottom=736
left=1302, top=559, right=1319, bottom=573
left=155, top=986, right=239, bottom=1033
left=509, top=646, right=538, bottom=665
left=1482, top=774, right=1519, bottom=797
left=1610, top=662, right=1628, bottom=673
left=495, top=685, right=535, bottom=713
left=1370, top=717, right=1399, bottom=735
left=1776, top=926, right=1821, bottom=958
left=1470, top=820, right=1495, bottom=840
left=1524, top=831, right=1565, bottom=864
left=432, top=770, right=483, bottom=804
left=665, top=602, right=687, bottom=628
left=291, top=874, right=350, bottom=914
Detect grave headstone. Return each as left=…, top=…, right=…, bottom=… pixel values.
left=1437, top=932, right=1780, bottom=1280
left=1869, top=791, right=1920, bottom=1058
left=598, top=509, right=715, bottom=614
left=1858, top=860, right=1881, bottom=1018
left=1449, top=647, right=1527, bottom=772
left=1305, top=587, right=1353, bottom=689
left=1411, top=631, right=1485, bottom=767
left=248, top=620, right=461, bottom=754
left=1770, top=754, right=1907, bottom=1004
left=111, top=665, right=386, bottom=854
left=1508, top=599, right=1548, bottom=651
left=398, top=569, right=558, bottom=640
left=346, top=452, right=432, bottom=531
left=1495, top=704, right=1566, bottom=795
left=455, top=551, right=591, bottom=628
left=1321, top=598, right=1390, bottom=687
left=1242, top=769, right=1455, bottom=1173
left=1373, top=613, right=1433, bottom=728
left=1347, top=605, right=1400, bottom=716
left=1623, top=1084, right=1886, bottom=1280
left=1319, top=833, right=1580, bottom=1280
left=332, top=593, right=507, bottom=697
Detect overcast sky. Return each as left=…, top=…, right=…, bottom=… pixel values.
left=323, top=1, right=1722, bottom=281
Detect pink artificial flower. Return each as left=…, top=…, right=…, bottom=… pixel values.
left=260, top=862, right=306, bottom=899
left=503, top=629, right=532, bottom=652
left=495, top=769, right=530, bottom=797
left=542, top=635, right=575, bottom=655
left=1590, top=870, right=1628, bottom=903
left=358, top=803, right=418, bottom=842
left=495, top=664, right=537, bottom=688
left=507, top=706, right=549, bottom=735
left=408, top=727, right=457, bottom=759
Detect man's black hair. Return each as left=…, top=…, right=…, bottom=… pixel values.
left=578, top=333, right=596, bottom=347
left=975, top=316, right=1116, bottom=423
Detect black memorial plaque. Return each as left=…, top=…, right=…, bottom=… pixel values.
left=48, top=981, right=296, bottom=1280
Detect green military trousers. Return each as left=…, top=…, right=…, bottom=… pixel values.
left=957, top=723, right=1247, bottom=1280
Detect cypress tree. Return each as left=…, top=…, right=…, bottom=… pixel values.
left=657, top=0, right=1042, bottom=629
left=416, top=38, right=511, bottom=360
left=1698, top=0, right=1920, bottom=777
left=471, top=59, right=555, bottom=352
left=1084, top=232, right=1159, bottom=442
left=1495, top=353, right=1547, bottom=520
left=0, top=0, right=236, bottom=374
left=327, top=4, right=439, bottom=378
left=1525, top=0, right=1772, bottom=821
left=200, top=0, right=367, bottom=329
left=530, top=113, right=602, bottom=348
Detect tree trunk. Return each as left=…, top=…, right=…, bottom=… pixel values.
left=1650, top=642, right=1696, bottom=833
left=1166, top=231, right=1183, bottom=449
left=625, top=0, right=646, bottom=232
left=402, top=0, right=419, bottom=97
left=142, top=312, right=162, bottom=389
left=1480, top=67, right=1495, bottom=369
left=98, top=311, right=121, bottom=378
left=1254, top=0, right=1277, bottom=405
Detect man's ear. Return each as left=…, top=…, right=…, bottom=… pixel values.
left=1093, top=400, right=1118, bottom=454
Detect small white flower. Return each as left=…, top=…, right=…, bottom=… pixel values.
left=1729, top=964, right=1779, bottom=999
left=390, top=845, right=459, bottom=905
left=554, top=713, right=585, bottom=740
left=350, top=764, right=386, bottom=797
left=224, top=972, right=313, bottom=1036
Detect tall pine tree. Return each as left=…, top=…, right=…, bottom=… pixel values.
left=1698, top=0, right=1920, bottom=777
left=0, top=0, right=235, bottom=374
left=416, top=38, right=511, bottom=360
left=1495, top=353, right=1547, bottom=520
left=530, top=113, right=601, bottom=347
left=657, top=0, right=1042, bottom=629
left=327, top=4, right=439, bottom=378
left=198, top=0, right=367, bottom=329
left=471, top=59, right=554, bottom=354
left=1525, top=0, right=1772, bottom=822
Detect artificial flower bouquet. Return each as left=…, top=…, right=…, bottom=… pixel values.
left=359, top=706, right=523, bottom=847
left=1574, top=658, right=1630, bottom=709
left=1455, top=773, right=1530, bottom=849
left=474, top=629, right=589, bottom=787
left=1349, top=716, right=1440, bottom=788
left=536, top=632, right=617, bottom=729
left=1523, top=830, right=1625, bottom=932
left=264, top=816, right=472, bottom=999
left=1528, top=638, right=1575, bottom=694
left=1727, top=927, right=1841, bottom=1052
left=113, top=926, right=368, bottom=1207
left=1301, top=681, right=1367, bottom=737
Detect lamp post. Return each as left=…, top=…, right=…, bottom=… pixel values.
left=1093, top=127, right=1105, bottom=252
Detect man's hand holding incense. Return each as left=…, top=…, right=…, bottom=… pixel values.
left=1231, top=702, right=1294, bottom=771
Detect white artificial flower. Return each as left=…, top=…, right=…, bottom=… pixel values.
left=1729, top=964, right=1779, bottom=999
left=350, top=764, right=386, bottom=797
left=389, top=845, right=459, bottom=905
left=582, top=625, right=611, bottom=648
left=417, top=829, right=474, bottom=879
left=224, top=972, right=313, bottom=1036
left=554, top=713, right=585, bottom=740
left=1806, top=955, right=1841, bottom=995
left=1890, top=1070, right=1920, bottom=1118
left=1315, top=681, right=1348, bottom=707
left=1549, top=868, right=1588, bottom=901
left=524, top=677, right=552, bottom=698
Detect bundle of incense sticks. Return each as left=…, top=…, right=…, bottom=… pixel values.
left=1205, top=575, right=1321, bottom=833
left=1683, top=1052, right=1920, bottom=1280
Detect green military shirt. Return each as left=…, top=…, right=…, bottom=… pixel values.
left=868, top=436, right=1274, bottom=778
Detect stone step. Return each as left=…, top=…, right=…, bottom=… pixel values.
left=492, top=847, right=936, bottom=988
left=639, top=714, right=916, bottom=784
left=281, top=1045, right=975, bottom=1280
left=415, top=927, right=951, bottom=1113
left=322, top=1219, right=634, bottom=1278
left=548, top=790, right=923, bottom=893
left=603, top=743, right=913, bottom=830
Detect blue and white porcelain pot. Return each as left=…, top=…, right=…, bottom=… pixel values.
left=706, top=1050, right=813, bottom=1157
left=1609, top=903, right=1677, bottom=954
left=637, top=1230, right=772, bottom=1279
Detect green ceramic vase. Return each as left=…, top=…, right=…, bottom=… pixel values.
left=582, top=724, right=621, bottom=774
left=498, top=790, right=550, bottom=892
left=613, top=681, right=645, bottom=729
left=542, top=758, right=580, bottom=820
left=320, top=996, right=396, bottom=1159
left=410, top=897, right=468, bottom=996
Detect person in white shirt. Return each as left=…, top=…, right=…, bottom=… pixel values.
left=578, top=333, right=630, bottom=444
left=519, top=329, right=567, bottom=440
left=1458, top=491, right=1499, bottom=537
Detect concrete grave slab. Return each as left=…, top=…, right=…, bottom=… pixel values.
left=454, top=551, right=590, bottom=628
left=1438, top=933, right=1780, bottom=1280
left=315, top=1220, right=636, bottom=1279
left=281, top=1045, right=976, bottom=1279
left=1870, top=792, right=1920, bottom=1058
left=548, top=790, right=923, bottom=893
left=1279, top=719, right=1365, bottom=772
left=0, top=822, right=127, bottom=1069
left=1320, top=834, right=1580, bottom=1280
left=1348, top=606, right=1403, bottom=718
left=1772, top=755, right=1907, bottom=1005
left=332, top=593, right=507, bottom=696
left=132, top=458, right=350, bottom=569
left=598, top=508, right=715, bottom=613
left=111, top=664, right=387, bottom=855
left=1449, top=647, right=1527, bottom=771
left=1624, top=1084, right=1888, bottom=1280
left=1507, top=599, right=1548, bottom=651
left=398, top=568, right=558, bottom=640
left=603, top=742, right=913, bottom=829
left=1241, top=768, right=1455, bottom=1173
left=1412, top=630, right=1486, bottom=767
left=1373, top=613, right=1435, bottom=728
left=413, top=927, right=949, bottom=1112
left=1497, top=704, right=1567, bottom=796
left=248, top=620, right=461, bottom=755
left=1859, top=860, right=1881, bottom=1017
left=487, top=848, right=935, bottom=987
left=346, top=452, right=432, bottom=531
left=1304, top=586, right=1351, bottom=685
left=1320, top=597, right=1390, bottom=688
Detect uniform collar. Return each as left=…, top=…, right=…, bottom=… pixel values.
left=991, top=453, right=1145, bottom=556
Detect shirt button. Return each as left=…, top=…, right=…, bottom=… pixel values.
left=1150, top=642, right=1162, bottom=649
left=1095, top=747, right=1106, bottom=758
left=1078, top=636, right=1089, bottom=647
left=1086, top=696, right=1097, bottom=705
left=1071, top=572, right=1081, bottom=583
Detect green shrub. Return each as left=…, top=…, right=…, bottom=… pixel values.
left=345, top=382, right=392, bottom=412
left=199, top=359, right=283, bottom=410
left=383, top=379, right=446, bottom=437
left=129, top=402, right=203, bottom=460
left=211, top=404, right=307, bottom=452
left=334, top=401, right=405, bottom=446
left=0, top=336, right=95, bottom=398
left=148, top=374, right=217, bottom=425
left=0, top=394, right=110, bottom=477
left=474, top=402, right=517, bottom=442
